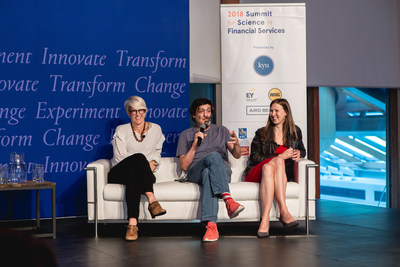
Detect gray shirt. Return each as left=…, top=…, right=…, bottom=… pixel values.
left=176, top=124, right=232, bottom=168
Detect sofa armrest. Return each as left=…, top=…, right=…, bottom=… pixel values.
left=295, top=158, right=317, bottom=199
left=86, top=159, right=111, bottom=221
left=294, top=158, right=318, bottom=220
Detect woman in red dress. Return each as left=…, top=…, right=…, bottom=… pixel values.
left=244, top=98, right=306, bottom=237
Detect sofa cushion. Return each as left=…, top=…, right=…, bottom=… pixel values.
left=230, top=155, right=248, bottom=183
left=154, top=182, right=201, bottom=201
left=229, top=182, right=259, bottom=201
left=103, top=181, right=202, bottom=202
left=103, top=184, right=125, bottom=201
left=103, top=180, right=299, bottom=202
left=286, top=182, right=300, bottom=199
left=229, top=181, right=299, bottom=201
left=154, top=157, right=181, bottom=183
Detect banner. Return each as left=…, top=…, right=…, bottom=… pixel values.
left=220, top=4, right=307, bottom=154
left=0, top=0, right=189, bottom=219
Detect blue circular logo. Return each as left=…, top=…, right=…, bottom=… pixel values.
left=254, top=56, right=274, bottom=76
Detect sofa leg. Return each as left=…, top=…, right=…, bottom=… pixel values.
left=306, top=164, right=318, bottom=235
left=85, top=166, right=99, bottom=238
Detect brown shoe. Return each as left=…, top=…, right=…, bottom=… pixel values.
left=125, top=225, right=138, bottom=241
left=148, top=201, right=166, bottom=218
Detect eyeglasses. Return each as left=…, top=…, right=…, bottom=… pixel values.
left=128, top=109, right=146, bottom=114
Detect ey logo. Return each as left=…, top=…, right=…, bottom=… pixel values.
left=246, top=89, right=256, bottom=99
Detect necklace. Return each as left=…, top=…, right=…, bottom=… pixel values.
left=131, top=122, right=147, bottom=142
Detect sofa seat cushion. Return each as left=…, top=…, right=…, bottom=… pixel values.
left=103, top=184, right=125, bottom=201
left=286, top=182, right=300, bottom=199
left=229, top=181, right=299, bottom=201
left=229, top=182, right=259, bottom=201
left=154, top=181, right=201, bottom=201
left=103, top=181, right=202, bottom=202
left=103, top=180, right=300, bottom=202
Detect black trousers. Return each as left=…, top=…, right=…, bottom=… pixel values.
left=108, top=153, right=156, bottom=220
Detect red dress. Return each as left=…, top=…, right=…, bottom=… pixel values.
left=244, top=145, right=287, bottom=183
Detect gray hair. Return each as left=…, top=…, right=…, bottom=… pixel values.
left=124, top=96, right=147, bottom=113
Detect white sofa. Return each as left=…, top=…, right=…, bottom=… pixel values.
left=86, top=155, right=317, bottom=236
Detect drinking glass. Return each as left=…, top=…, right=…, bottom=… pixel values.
left=8, top=163, right=20, bottom=183
left=0, top=164, right=9, bottom=184
left=289, top=140, right=298, bottom=149
left=32, top=164, right=38, bottom=182
left=33, top=164, right=44, bottom=183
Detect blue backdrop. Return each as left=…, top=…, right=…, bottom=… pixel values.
left=0, top=0, right=189, bottom=219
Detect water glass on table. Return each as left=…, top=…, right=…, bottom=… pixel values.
left=32, top=164, right=44, bottom=183
left=0, top=164, right=9, bottom=184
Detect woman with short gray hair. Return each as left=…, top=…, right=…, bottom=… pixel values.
left=108, top=95, right=166, bottom=241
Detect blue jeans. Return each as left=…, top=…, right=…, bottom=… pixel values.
left=187, top=152, right=232, bottom=223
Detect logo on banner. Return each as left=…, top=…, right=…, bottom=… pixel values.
left=241, top=146, right=250, bottom=156
left=246, top=89, right=257, bottom=102
left=246, top=106, right=269, bottom=115
left=238, top=128, right=250, bottom=156
left=238, top=128, right=247, bottom=139
left=254, top=56, right=274, bottom=76
left=268, top=88, right=282, bottom=100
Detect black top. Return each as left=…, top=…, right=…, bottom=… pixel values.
left=245, top=125, right=306, bottom=181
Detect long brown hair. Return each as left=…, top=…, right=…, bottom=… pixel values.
left=261, top=98, right=298, bottom=145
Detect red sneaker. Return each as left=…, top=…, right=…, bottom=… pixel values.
left=226, top=200, right=245, bottom=219
left=203, top=222, right=219, bottom=242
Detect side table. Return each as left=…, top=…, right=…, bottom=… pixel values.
left=0, top=181, right=56, bottom=239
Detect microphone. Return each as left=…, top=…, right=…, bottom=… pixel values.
left=197, top=124, right=206, bottom=146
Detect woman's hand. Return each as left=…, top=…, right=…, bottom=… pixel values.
left=149, top=160, right=158, bottom=172
left=279, top=148, right=294, bottom=159
left=291, top=149, right=301, bottom=160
